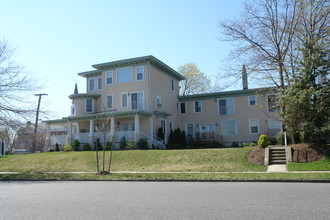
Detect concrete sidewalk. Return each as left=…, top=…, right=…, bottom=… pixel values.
left=267, top=165, right=288, bottom=172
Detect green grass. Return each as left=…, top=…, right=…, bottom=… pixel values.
left=0, top=147, right=266, bottom=172
left=288, top=157, right=330, bottom=171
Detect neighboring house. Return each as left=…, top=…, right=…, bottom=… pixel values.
left=44, top=55, right=281, bottom=150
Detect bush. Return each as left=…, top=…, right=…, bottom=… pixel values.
left=249, top=143, right=256, bottom=147
left=55, top=143, right=60, bottom=151
left=126, top=141, right=135, bottom=150
left=241, top=143, right=248, bottom=147
left=48, top=148, right=55, bottom=152
left=257, top=135, right=270, bottom=148
left=72, top=139, right=80, bottom=151
left=63, top=144, right=73, bottom=152
left=82, top=143, right=91, bottom=151
left=105, top=142, right=112, bottom=150
left=137, top=138, right=148, bottom=149
left=157, top=127, right=165, bottom=141
left=119, top=136, right=127, bottom=150
left=231, top=142, right=239, bottom=148
left=95, top=138, right=102, bottom=150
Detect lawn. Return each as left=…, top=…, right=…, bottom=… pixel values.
left=0, top=147, right=267, bottom=172
left=288, top=157, right=330, bottom=171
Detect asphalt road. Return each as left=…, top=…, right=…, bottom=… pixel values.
left=1, top=181, right=329, bottom=220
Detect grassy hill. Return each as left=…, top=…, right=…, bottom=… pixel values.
left=0, top=147, right=267, bottom=172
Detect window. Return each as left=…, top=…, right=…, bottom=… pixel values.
left=86, top=99, right=93, bottom=113
left=157, top=94, right=161, bottom=107
left=121, top=93, right=128, bottom=108
left=117, top=67, right=132, bottom=83
left=107, top=95, right=113, bottom=109
left=97, top=77, right=102, bottom=90
left=180, top=103, right=186, bottom=114
left=171, top=79, right=175, bottom=91
left=219, top=98, right=234, bottom=115
left=88, top=78, right=95, bottom=91
left=94, top=124, right=99, bottom=132
left=186, top=123, right=194, bottom=138
left=221, top=119, right=237, bottom=135
left=194, top=101, right=202, bottom=113
left=161, top=119, right=166, bottom=136
left=136, top=66, right=144, bottom=81
left=249, top=95, right=256, bottom=106
left=268, top=120, right=282, bottom=138
left=106, top=71, right=113, bottom=85
left=249, top=118, right=259, bottom=134
left=71, top=105, right=75, bottom=116
left=268, top=95, right=279, bottom=112
left=131, top=92, right=144, bottom=110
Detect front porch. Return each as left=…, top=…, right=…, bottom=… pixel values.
left=44, top=110, right=164, bottom=150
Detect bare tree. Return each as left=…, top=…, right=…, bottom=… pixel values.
left=218, top=0, right=300, bottom=89
left=0, top=39, right=40, bottom=137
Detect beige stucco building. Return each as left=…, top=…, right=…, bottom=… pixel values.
left=44, top=56, right=281, bottom=149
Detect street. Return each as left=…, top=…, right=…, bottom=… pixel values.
left=0, top=181, right=329, bottom=220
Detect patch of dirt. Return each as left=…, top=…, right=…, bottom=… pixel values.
left=248, top=147, right=265, bottom=165
left=248, top=144, right=328, bottom=164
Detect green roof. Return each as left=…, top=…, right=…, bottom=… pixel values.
left=178, top=87, right=278, bottom=101
left=78, top=55, right=185, bottom=80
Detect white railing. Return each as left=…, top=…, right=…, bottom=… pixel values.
left=49, top=134, right=67, bottom=145
left=73, top=133, right=89, bottom=143
left=138, top=132, right=166, bottom=149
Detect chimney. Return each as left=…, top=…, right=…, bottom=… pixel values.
left=242, top=65, right=248, bottom=90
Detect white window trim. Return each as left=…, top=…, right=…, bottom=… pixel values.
left=156, top=94, right=162, bottom=107
left=221, top=119, right=237, bottom=136
left=85, top=99, right=94, bottom=113
left=180, top=102, right=186, bottom=114
left=267, top=94, right=279, bottom=112
left=116, top=67, right=132, bottom=84
left=248, top=95, right=257, bottom=106
left=131, top=90, right=144, bottom=110
left=218, top=98, right=235, bottom=115
left=106, top=71, right=113, bottom=85
left=88, top=78, right=95, bottom=92
left=107, top=94, right=113, bottom=110
left=121, top=92, right=128, bottom=108
left=97, top=77, right=102, bottom=90
left=136, top=66, right=144, bottom=81
left=193, top=100, right=202, bottom=113
left=249, top=118, right=260, bottom=134
left=268, top=119, right=282, bottom=129
left=185, top=123, right=195, bottom=138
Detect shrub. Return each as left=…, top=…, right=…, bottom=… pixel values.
left=105, top=142, right=112, bottom=150
left=72, top=139, right=80, bottom=151
left=48, top=148, right=55, bottom=152
left=157, top=127, right=165, bottom=141
left=276, top=132, right=292, bottom=145
left=119, top=136, right=127, bottom=150
left=241, top=143, right=248, bottom=147
left=63, top=144, right=73, bottom=152
left=257, top=135, right=269, bottom=148
left=55, top=143, right=60, bottom=151
left=82, top=143, right=91, bottom=151
left=126, top=141, right=135, bottom=150
left=137, top=138, right=148, bottom=149
left=231, top=142, right=239, bottom=148
left=249, top=142, right=256, bottom=147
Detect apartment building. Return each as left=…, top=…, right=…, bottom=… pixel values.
left=44, top=56, right=281, bottom=149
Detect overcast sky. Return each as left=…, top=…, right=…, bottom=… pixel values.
left=1, top=0, right=245, bottom=120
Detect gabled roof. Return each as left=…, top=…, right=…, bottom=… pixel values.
left=78, top=55, right=185, bottom=80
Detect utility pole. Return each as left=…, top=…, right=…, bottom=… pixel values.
left=33, top=93, right=47, bottom=153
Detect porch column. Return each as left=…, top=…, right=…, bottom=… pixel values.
left=75, top=122, right=80, bottom=139
left=110, top=117, right=115, bottom=135
left=67, top=121, right=73, bottom=145
left=88, top=120, right=94, bottom=146
left=45, top=123, right=51, bottom=152
left=149, top=116, right=154, bottom=137
left=134, top=114, right=140, bottom=142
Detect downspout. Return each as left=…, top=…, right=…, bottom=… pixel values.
left=148, top=60, right=155, bottom=137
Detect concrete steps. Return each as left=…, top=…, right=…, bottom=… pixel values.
left=269, top=148, right=287, bottom=165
